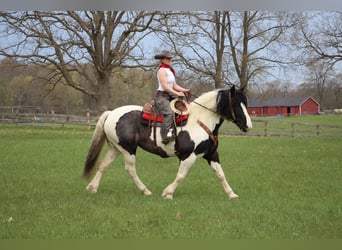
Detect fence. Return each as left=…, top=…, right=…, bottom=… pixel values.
left=1, top=107, right=342, bottom=138
left=0, top=107, right=98, bottom=129
left=222, top=119, right=342, bottom=138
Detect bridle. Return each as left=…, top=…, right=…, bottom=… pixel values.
left=228, top=91, right=236, bottom=122
left=190, top=90, right=237, bottom=146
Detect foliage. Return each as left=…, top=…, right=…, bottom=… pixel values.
left=0, top=11, right=341, bottom=111
left=248, top=75, right=342, bottom=111
left=1, top=58, right=341, bottom=114
left=0, top=11, right=157, bottom=110
left=0, top=125, right=341, bottom=239
left=111, top=68, right=156, bottom=107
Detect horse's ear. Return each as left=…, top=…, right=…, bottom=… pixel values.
left=230, top=85, right=236, bottom=96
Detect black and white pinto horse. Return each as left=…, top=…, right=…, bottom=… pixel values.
left=83, top=86, right=252, bottom=199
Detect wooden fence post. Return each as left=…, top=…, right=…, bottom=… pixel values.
left=87, top=111, right=91, bottom=129
left=316, top=124, right=320, bottom=136
left=264, top=121, right=268, bottom=137
left=51, top=110, right=55, bottom=122
left=291, top=123, right=295, bottom=138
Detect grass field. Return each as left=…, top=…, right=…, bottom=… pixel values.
left=0, top=116, right=341, bottom=239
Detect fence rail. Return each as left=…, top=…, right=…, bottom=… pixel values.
left=222, top=119, right=342, bottom=138
left=0, top=111, right=97, bottom=129
left=1, top=111, right=342, bottom=138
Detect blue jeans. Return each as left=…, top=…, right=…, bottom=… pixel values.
left=154, top=95, right=173, bottom=140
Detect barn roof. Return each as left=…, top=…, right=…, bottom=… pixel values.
left=248, top=96, right=319, bottom=107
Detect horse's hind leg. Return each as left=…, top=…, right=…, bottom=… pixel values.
left=123, top=152, right=152, bottom=196
left=86, top=145, right=120, bottom=193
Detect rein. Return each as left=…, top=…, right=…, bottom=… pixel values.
left=191, top=91, right=236, bottom=122
left=191, top=90, right=236, bottom=146
left=192, top=99, right=217, bottom=114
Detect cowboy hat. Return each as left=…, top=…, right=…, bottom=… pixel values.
left=154, top=50, right=174, bottom=59
left=170, top=98, right=190, bottom=115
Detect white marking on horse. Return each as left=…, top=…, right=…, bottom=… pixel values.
left=241, top=103, right=252, bottom=129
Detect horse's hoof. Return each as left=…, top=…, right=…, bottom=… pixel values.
left=228, top=192, right=239, bottom=199
left=162, top=192, right=173, bottom=200
left=142, top=189, right=152, bottom=196
left=86, top=184, right=97, bottom=193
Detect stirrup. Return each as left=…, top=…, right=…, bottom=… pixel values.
left=162, top=129, right=175, bottom=144
left=166, top=129, right=174, bottom=138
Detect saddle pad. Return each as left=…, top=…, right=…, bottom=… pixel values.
left=141, top=112, right=189, bottom=125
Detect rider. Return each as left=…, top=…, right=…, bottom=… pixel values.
left=154, top=50, right=190, bottom=144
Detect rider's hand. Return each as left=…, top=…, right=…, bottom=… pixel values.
left=178, top=92, right=185, bottom=97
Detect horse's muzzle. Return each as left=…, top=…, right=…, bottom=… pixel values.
left=235, top=121, right=249, bottom=132
left=241, top=127, right=249, bottom=132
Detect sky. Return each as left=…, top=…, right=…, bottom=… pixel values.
left=0, top=9, right=341, bottom=89
left=1, top=0, right=341, bottom=11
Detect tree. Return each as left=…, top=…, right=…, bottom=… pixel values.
left=226, top=11, right=298, bottom=93
left=0, top=11, right=155, bottom=111
left=0, top=58, right=22, bottom=105
left=299, top=11, right=342, bottom=67
left=291, top=12, right=342, bottom=109
left=153, top=11, right=237, bottom=91
left=325, top=73, right=342, bottom=110
left=155, top=11, right=297, bottom=94
left=305, top=60, right=334, bottom=109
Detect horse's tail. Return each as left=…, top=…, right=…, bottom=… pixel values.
left=83, top=110, right=111, bottom=179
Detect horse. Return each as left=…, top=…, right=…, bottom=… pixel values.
left=83, top=86, right=252, bottom=199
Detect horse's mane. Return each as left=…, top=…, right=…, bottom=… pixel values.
left=189, top=89, right=219, bottom=117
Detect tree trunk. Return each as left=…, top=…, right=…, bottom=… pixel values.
left=239, top=11, right=249, bottom=94
left=95, top=72, right=113, bottom=111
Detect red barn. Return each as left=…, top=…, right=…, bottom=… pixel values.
left=247, top=96, right=320, bottom=117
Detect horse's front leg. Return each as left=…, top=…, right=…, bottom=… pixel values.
left=162, top=153, right=197, bottom=199
left=210, top=161, right=239, bottom=199
left=205, top=151, right=239, bottom=199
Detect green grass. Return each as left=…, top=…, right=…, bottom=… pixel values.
left=0, top=123, right=341, bottom=239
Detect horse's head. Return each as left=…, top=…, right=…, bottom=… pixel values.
left=216, top=86, right=252, bottom=132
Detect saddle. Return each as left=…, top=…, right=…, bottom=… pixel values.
left=141, top=100, right=189, bottom=127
